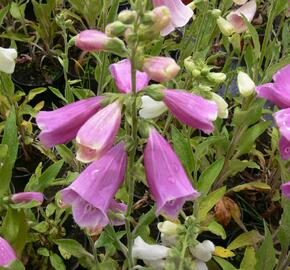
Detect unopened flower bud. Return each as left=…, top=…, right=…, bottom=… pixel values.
left=237, top=71, right=256, bottom=97
left=105, top=21, right=128, bottom=36
left=211, top=93, right=228, bottom=119
left=139, top=96, right=167, bottom=119
left=217, top=16, right=235, bottom=36
left=11, top=192, right=44, bottom=205
left=190, top=240, right=215, bottom=262
left=118, top=10, right=137, bottom=24
left=211, top=9, right=221, bottom=18
left=152, top=6, right=171, bottom=33
left=233, top=0, right=248, bottom=5
left=158, top=221, right=180, bottom=246
left=105, top=37, right=128, bottom=57
left=76, top=30, right=110, bottom=51
left=207, top=72, right=226, bottom=84
left=184, top=56, right=196, bottom=72
left=192, top=69, right=201, bottom=77
left=201, top=67, right=210, bottom=76
left=143, top=56, right=180, bottom=82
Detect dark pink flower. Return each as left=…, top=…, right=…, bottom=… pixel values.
left=279, top=136, right=290, bottom=160
left=109, top=59, right=150, bottom=93
left=36, top=97, right=103, bottom=148
left=163, top=89, right=218, bottom=133
left=257, top=64, right=290, bottom=108
left=281, top=181, right=290, bottom=199
left=144, top=128, right=200, bottom=218
left=0, top=237, right=16, bottom=267
left=274, top=108, right=290, bottom=142
left=60, top=142, right=127, bottom=228
left=11, top=192, right=44, bottom=205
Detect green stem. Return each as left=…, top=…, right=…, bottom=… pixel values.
left=125, top=44, right=138, bottom=269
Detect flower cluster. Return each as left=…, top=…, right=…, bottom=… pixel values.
left=256, top=64, right=290, bottom=198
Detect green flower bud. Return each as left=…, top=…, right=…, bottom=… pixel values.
left=105, top=37, right=128, bottom=57
left=105, top=21, right=128, bottom=37
left=210, top=9, right=221, bottom=18
left=207, top=72, right=226, bottom=84
left=217, top=16, right=235, bottom=37
left=118, top=10, right=137, bottom=24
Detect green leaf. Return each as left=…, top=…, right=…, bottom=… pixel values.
left=27, top=87, right=47, bottom=101
left=227, top=230, right=263, bottom=250
left=3, top=260, right=25, bottom=270
left=242, top=15, right=260, bottom=58
left=232, top=99, right=264, bottom=128
left=227, top=159, right=259, bottom=177
left=0, top=4, right=10, bottom=25
left=1, top=208, right=27, bottom=257
left=230, top=182, right=271, bottom=193
left=56, top=145, right=74, bottom=165
left=240, top=247, right=256, bottom=270
left=213, top=256, right=238, bottom=270
left=2, top=106, right=18, bottom=167
left=10, top=2, right=26, bottom=20
left=198, top=186, right=226, bottom=221
left=171, top=126, right=195, bottom=175
left=197, top=157, right=225, bottom=195
left=237, top=121, right=271, bottom=156
left=207, top=221, right=227, bottom=240
left=256, top=223, right=276, bottom=270
left=32, top=221, right=49, bottom=233
left=277, top=197, right=290, bottom=252
left=37, top=247, right=50, bottom=257
left=50, top=253, right=66, bottom=270
left=49, top=86, right=67, bottom=103
left=32, top=160, right=64, bottom=192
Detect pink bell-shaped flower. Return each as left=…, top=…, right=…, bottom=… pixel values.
left=61, top=142, right=127, bottom=229
left=226, top=0, right=257, bottom=33
left=36, top=96, right=103, bottom=148
left=256, top=64, right=290, bottom=109
left=152, top=0, right=193, bottom=36
left=11, top=192, right=44, bottom=205
left=76, top=101, right=122, bottom=163
left=281, top=181, right=290, bottom=199
left=144, top=128, right=200, bottom=217
left=163, top=89, right=218, bottom=134
left=274, top=108, right=290, bottom=142
left=279, top=136, right=290, bottom=160
left=143, top=57, right=180, bottom=82
left=109, top=59, right=150, bottom=93
left=0, top=237, right=17, bottom=267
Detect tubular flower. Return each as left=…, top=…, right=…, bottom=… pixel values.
left=76, top=101, right=122, bottom=163
left=143, top=56, right=180, bottom=82
left=226, top=0, right=257, bottom=33
left=76, top=30, right=111, bottom=51
left=279, top=136, right=290, bottom=160
left=281, top=181, right=290, bottom=199
left=144, top=128, right=200, bottom=218
left=152, top=0, right=193, bottom=36
left=36, top=96, right=103, bottom=148
left=256, top=64, right=290, bottom=108
left=109, top=59, right=150, bottom=93
left=211, top=93, right=229, bottom=119
left=0, top=47, right=17, bottom=74
left=60, top=142, right=127, bottom=228
left=132, top=236, right=170, bottom=270
left=163, top=89, right=218, bottom=134
left=11, top=192, right=44, bottom=205
left=0, top=237, right=17, bottom=267
left=274, top=108, right=290, bottom=142
left=139, top=96, right=167, bottom=119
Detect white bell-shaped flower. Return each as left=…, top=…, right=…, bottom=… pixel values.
left=0, top=47, right=17, bottom=74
